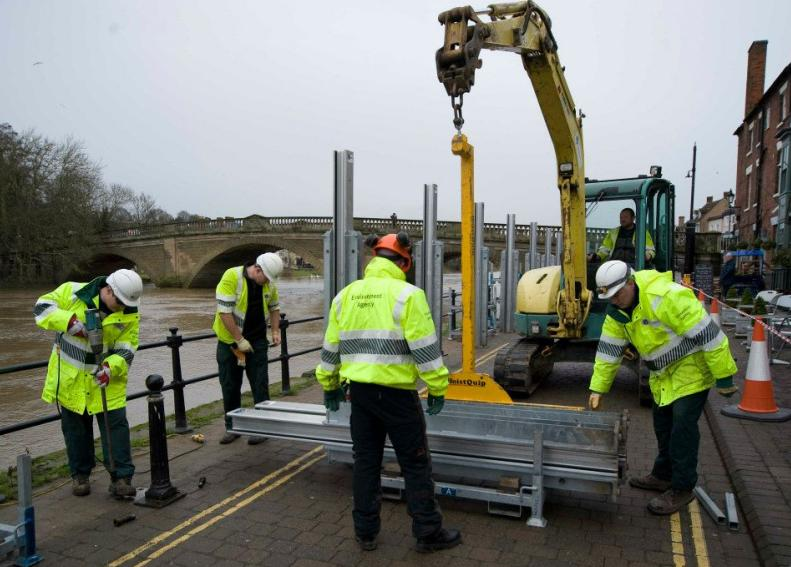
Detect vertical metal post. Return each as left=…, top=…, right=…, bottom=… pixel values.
left=16, top=453, right=41, bottom=566
left=544, top=227, right=553, bottom=266
left=527, top=429, right=547, bottom=528
left=556, top=230, right=563, bottom=268
left=167, top=328, right=191, bottom=434
left=416, top=184, right=443, bottom=353
left=502, top=214, right=516, bottom=332
left=137, top=375, right=185, bottom=508
left=279, top=313, right=291, bottom=394
left=475, top=202, right=488, bottom=347
left=529, top=222, right=539, bottom=270
left=334, top=149, right=354, bottom=295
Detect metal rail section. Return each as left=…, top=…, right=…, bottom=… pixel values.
left=229, top=399, right=628, bottom=527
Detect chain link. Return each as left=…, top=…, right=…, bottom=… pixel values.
left=451, top=94, right=465, bottom=133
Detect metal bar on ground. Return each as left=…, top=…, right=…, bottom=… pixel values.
left=693, top=486, right=726, bottom=525
left=725, top=492, right=739, bottom=530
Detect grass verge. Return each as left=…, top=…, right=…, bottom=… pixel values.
left=0, top=374, right=316, bottom=503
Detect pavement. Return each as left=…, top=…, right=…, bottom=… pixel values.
left=2, top=311, right=789, bottom=567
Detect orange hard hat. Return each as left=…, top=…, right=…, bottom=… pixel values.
left=370, top=232, right=412, bottom=272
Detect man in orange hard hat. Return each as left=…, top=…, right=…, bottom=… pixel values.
left=316, top=232, right=461, bottom=553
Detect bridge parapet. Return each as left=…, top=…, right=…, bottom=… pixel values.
left=99, top=215, right=579, bottom=246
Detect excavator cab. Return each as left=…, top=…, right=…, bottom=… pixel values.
left=585, top=174, right=676, bottom=274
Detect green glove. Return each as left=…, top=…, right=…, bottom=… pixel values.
left=716, top=376, right=738, bottom=398
left=427, top=394, right=445, bottom=416
left=324, top=388, right=345, bottom=412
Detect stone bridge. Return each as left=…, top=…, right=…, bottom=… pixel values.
left=85, top=216, right=572, bottom=288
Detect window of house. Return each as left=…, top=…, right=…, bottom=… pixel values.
left=748, top=122, right=754, bottom=154
left=781, top=83, right=789, bottom=121
left=764, top=106, right=771, bottom=130
left=780, top=145, right=789, bottom=199
left=747, top=173, right=753, bottom=208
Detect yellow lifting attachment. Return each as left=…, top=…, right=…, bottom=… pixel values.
left=444, top=133, right=513, bottom=404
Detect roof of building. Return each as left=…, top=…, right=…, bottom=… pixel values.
left=734, top=61, right=791, bottom=135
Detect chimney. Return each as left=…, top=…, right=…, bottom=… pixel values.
left=679, top=215, right=685, bottom=226
left=744, top=40, right=768, bottom=116
left=706, top=196, right=713, bottom=204
left=723, top=191, right=730, bottom=199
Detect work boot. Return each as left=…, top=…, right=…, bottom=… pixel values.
left=219, top=432, right=240, bottom=445
left=415, top=528, right=462, bottom=553
left=72, top=476, right=90, bottom=497
left=647, top=489, right=694, bottom=515
left=109, top=477, right=136, bottom=499
left=247, top=436, right=267, bottom=445
left=629, top=473, right=672, bottom=492
left=355, top=536, right=377, bottom=551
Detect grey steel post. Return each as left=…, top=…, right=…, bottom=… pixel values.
left=416, top=184, right=443, bottom=352
left=529, top=222, right=539, bottom=270
left=475, top=202, right=488, bottom=347
left=324, top=150, right=362, bottom=323
left=556, top=230, right=563, bottom=268
left=501, top=214, right=516, bottom=332
left=527, top=429, right=547, bottom=527
left=544, top=226, right=553, bottom=266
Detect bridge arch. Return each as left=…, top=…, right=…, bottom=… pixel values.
left=66, top=253, right=140, bottom=282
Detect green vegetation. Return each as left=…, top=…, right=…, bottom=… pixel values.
left=741, top=288, right=754, bottom=306
left=0, top=375, right=316, bottom=503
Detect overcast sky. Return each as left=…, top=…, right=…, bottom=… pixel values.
left=2, top=0, right=791, bottom=226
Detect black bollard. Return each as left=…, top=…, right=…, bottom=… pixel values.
left=279, top=313, right=291, bottom=394
left=135, top=374, right=186, bottom=508
left=167, top=328, right=192, bottom=434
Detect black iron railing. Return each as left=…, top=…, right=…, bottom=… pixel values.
left=0, top=313, right=323, bottom=436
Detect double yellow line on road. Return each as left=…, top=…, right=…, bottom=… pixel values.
left=109, top=446, right=325, bottom=567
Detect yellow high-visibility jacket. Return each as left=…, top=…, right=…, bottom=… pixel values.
left=35, top=278, right=139, bottom=415
left=316, top=257, right=449, bottom=396
left=597, top=226, right=656, bottom=261
left=212, top=266, right=279, bottom=344
left=590, top=270, right=737, bottom=406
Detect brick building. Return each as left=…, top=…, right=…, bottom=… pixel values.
left=733, top=41, right=791, bottom=246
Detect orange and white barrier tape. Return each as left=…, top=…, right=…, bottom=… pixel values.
left=687, top=284, right=791, bottom=350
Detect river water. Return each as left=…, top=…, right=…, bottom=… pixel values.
left=0, top=277, right=327, bottom=467
left=0, top=274, right=464, bottom=468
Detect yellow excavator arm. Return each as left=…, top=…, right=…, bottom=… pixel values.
left=436, top=2, right=591, bottom=338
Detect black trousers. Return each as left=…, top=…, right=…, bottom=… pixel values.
left=651, top=389, right=709, bottom=491
left=349, top=381, right=442, bottom=539
left=60, top=406, right=135, bottom=480
left=217, top=339, right=270, bottom=429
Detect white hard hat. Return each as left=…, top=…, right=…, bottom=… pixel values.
left=595, top=260, right=633, bottom=299
left=107, top=269, right=144, bottom=307
left=256, top=252, right=284, bottom=282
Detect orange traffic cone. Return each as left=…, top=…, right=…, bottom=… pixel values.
left=722, top=317, right=791, bottom=422
left=710, top=298, right=721, bottom=327
left=697, top=289, right=706, bottom=306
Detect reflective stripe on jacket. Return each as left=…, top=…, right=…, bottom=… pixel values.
left=212, top=266, right=279, bottom=344
left=589, top=270, right=737, bottom=406
left=597, top=226, right=656, bottom=261
left=316, top=256, right=449, bottom=396
left=35, top=279, right=140, bottom=415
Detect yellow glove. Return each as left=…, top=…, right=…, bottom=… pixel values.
left=588, top=392, right=602, bottom=410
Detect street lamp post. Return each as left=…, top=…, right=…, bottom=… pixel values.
left=683, top=143, right=697, bottom=279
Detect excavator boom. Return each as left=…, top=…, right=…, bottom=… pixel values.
left=437, top=2, right=591, bottom=338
